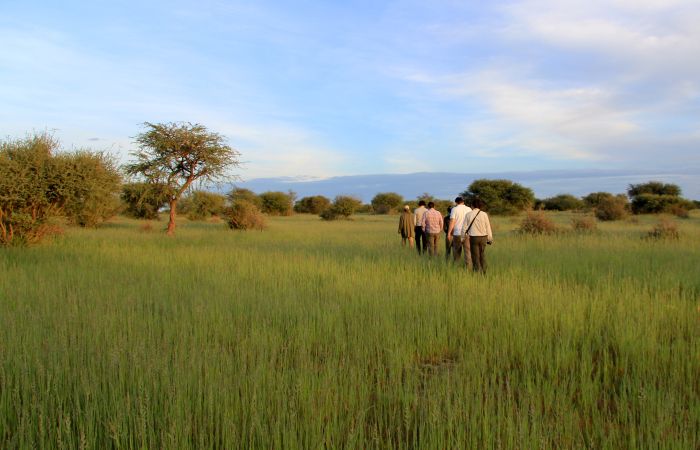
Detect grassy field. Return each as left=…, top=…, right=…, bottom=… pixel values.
left=1, top=212, right=699, bottom=449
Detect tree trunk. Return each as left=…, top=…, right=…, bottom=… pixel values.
left=167, top=199, right=177, bottom=235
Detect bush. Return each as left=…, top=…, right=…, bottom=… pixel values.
left=228, top=188, right=262, bottom=209
left=121, top=182, right=170, bottom=220
left=630, top=193, right=694, bottom=215
left=646, top=218, right=679, bottom=240
left=224, top=200, right=266, bottom=231
left=1, top=133, right=120, bottom=244
left=628, top=181, right=681, bottom=197
left=259, top=191, right=293, bottom=216
left=583, top=192, right=615, bottom=209
left=461, top=179, right=534, bottom=215
left=571, top=215, right=597, bottom=232
left=595, top=195, right=629, bottom=221
left=55, top=151, right=122, bottom=227
left=371, top=192, right=403, bottom=214
left=294, top=195, right=331, bottom=214
left=179, top=190, right=226, bottom=221
left=543, top=194, right=584, bottom=211
left=320, top=195, right=362, bottom=220
left=667, top=204, right=690, bottom=218
left=518, top=210, right=557, bottom=235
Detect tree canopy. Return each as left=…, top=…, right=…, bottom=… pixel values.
left=461, top=179, right=534, bottom=215
left=125, top=122, right=240, bottom=235
left=371, top=192, right=404, bottom=214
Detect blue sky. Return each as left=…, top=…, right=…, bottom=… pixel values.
left=2, top=0, right=699, bottom=182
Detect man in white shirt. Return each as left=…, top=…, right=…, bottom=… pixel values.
left=413, top=200, right=428, bottom=255
left=446, top=196, right=472, bottom=266
left=462, top=198, right=493, bottom=274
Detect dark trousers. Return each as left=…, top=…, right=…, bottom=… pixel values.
left=414, top=226, right=427, bottom=254
left=470, top=235, right=488, bottom=273
left=451, top=235, right=472, bottom=269
left=444, top=233, right=451, bottom=259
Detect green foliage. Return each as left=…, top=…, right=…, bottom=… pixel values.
left=571, top=214, right=598, bottom=232
left=0, top=133, right=62, bottom=245
left=228, top=188, right=262, bottom=209
left=628, top=181, right=681, bottom=197
left=543, top=194, right=584, bottom=211
left=0, top=133, right=120, bottom=245
left=224, top=200, right=266, bottom=230
left=125, top=122, right=241, bottom=235
left=461, top=179, right=534, bottom=215
left=583, top=192, right=616, bottom=209
left=630, top=194, right=694, bottom=215
left=121, top=182, right=170, bottom=220
left=371, top=192, right=403, bottom=214
left=320, top=195, right=362, bottom=220
left=259, top=191, right=293, bottom=216
left=294, top=195, right=331, bottom=214
left=595, top=195, right=629, bottom=221
left=54, top=151, right=122, bottom=227
left=179, top=190, right=226, bottom=221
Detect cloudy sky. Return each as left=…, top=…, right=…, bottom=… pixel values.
left=2, top=0, right=699, bottom=181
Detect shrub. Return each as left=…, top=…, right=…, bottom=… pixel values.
left=294, top=195, right=331, bottom=214
left=461, top=179, right=535, bottom=215
left=55, top=150, right=122, bottom=227
left=543, top=194, right=584, bottom=211
left=571, top=215, right=597, bottom=232
left=628, top=181, right=681, bottom=197
left=630, top=193, right=694, bottom=215
left=228, top=188, right=262, bottom=209
left=595, top=195, right=629, bottom=221
left=583, top=192, right=615, bottom=209
left=320, top=195, right=362, bottom=220
left=518, top=210, right=557, bottom=235
left=667, top=204, right=690, bottom=219
left=179, top=190, right=226, bottom=221
left=121, top=182, right=170, bottom=220
left=224, top=200, right=266, bottom=230
left=259, top=191, right=293, bottom=216
left=371, top=192, right=403, bottom=214
left=646, top=218, right=679, bottom=240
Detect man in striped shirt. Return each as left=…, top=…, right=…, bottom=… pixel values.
left=422, top=202, right=444, bottom=257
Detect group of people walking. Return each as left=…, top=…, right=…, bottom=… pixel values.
left=398, top=197, right=493, bottom=273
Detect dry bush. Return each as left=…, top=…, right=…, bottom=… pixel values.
left=139, top=222, right=154, bottom=233
left=518, top=210, right=557, bottom=235
left=595, top=195, right=628, bottom=221
left=571, top=215, right=597, bottom=232
left=667, top=204, right=690, bottom=219
left=224, top=200, right=266, bottom=231
left=646, top=218, right=679, bottom=240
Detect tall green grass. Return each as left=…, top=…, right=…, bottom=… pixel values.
left=1, top=213, right=699, bottom=448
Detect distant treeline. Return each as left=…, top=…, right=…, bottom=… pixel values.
left=2, top=130, right=697, bottom=246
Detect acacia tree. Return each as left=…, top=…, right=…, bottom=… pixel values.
left=125, top=122, right=240, bottom=235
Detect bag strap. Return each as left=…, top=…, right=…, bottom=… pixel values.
left=465, top=210, right=481, bottom=235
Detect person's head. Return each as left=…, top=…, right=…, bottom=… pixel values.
left=472, top=198, right=484, bottom=209
left=427, top=201, right=435, bottom=209
left=447, top=206, right=453, bottom=213
left=454, top=196, right=464, bottom=204
left=403, top=205, right=410, bottom=212
left=418, top=200, right=426, bottom=207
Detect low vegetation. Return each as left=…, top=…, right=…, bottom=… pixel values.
left=1, top=212, right=698, bottom=448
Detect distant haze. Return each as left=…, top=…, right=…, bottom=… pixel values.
left=231, top=169, right=700, bottom=203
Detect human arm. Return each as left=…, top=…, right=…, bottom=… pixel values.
left=485, top=213, right=493, bottom=242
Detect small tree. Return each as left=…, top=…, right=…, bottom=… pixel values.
left=595, top=195, right=629, bottom=221
left=294, top=195, right=331, bottom=214
left=259, top=191, right=293, bottom=216
left=583, top=192, right=615, bottom=209
left=121, top=182, right=170, bottom=220
left=461, top=179, right=534, bottom=215
left=371, top=192, right=403, bottom=214
left=320, top=195, right=362, bottom=220
left=224, top=200, right=266, bottom=231
left=125, top=122, right=240, bottom=235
